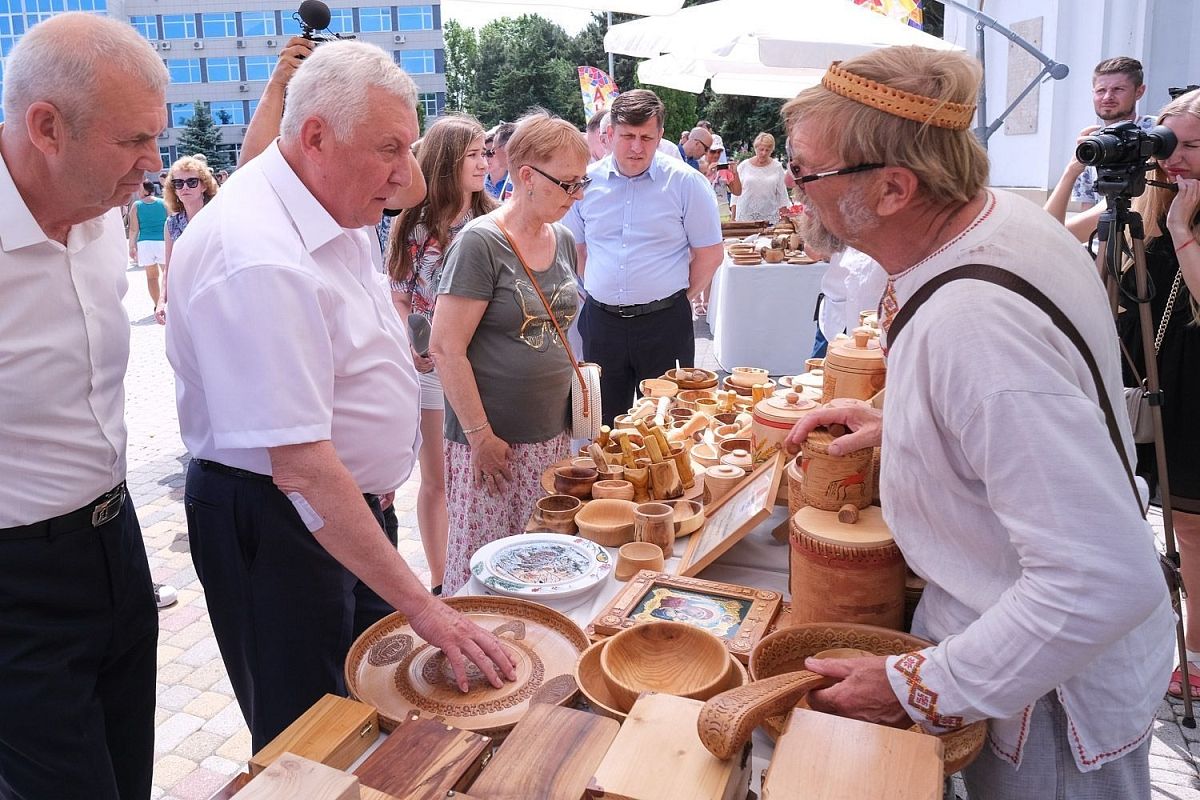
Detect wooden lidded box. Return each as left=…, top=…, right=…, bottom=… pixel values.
left=353, top=711, right=491, bottom=800
left=249, top=694, right=378, bottom=776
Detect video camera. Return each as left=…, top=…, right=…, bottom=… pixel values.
left=295, top=0, right=355, bottom=43
left=1075, top=120, right=1177, bottom=198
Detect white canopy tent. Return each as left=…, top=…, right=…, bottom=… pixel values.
left=636, top=50, right=822, bottom=99
left=451, top=0, right=685, bottom=18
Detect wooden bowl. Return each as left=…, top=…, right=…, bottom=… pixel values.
left=592, top=479, right=635, bottom=502
left=670, top=499, right=704, bottom=536
left=576, top=640, right=748, bottom=722
left=718, top=438, right=752, bottom=456
left=690, top=442, right=722, bottom=470
left=639, top=378, right=679, bottom=399
left=713, top=423, right=744, bottom=442
left=574, top=498, right=637, bottom=547
left=535, top=494, right=582, bottom=526
left=763, top=248, right=786, bottom=264
left=677, top=389, right=717, bottom=410
left=615, top=541, right=664, bottom=581
left=668, top=407, right=695, bottom=423
left=729, top=366, right=770, bottom=389
left=553, top=466, right=598, bottom=499
left=571, top=457, right=597, bottom=470
left=665, top=368, right=719, bottom=390
left=600, top=621, right=731, bottom=712
left=749, top=622, right=988, bottom=775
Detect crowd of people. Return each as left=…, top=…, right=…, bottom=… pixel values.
left=0, top=10, right=1195, bottom=800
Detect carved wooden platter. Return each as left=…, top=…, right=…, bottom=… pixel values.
left=345, top=597, right=589, bottom=736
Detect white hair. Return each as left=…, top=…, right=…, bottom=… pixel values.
left=2, top=12, right=167, bottom=130
left=280, top=40, right=418, bottom=142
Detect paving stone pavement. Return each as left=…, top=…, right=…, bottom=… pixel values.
left=121, top=269, right=1198, bottom=798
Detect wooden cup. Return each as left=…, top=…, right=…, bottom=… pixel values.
left=625, top=460, right=652, bottom=504
left=634, top=502, right=675, bottom=559
left=615, top=541, right=665, bottom=581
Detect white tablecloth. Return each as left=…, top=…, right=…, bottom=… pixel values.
left=707, top=257, right=829, bottom=376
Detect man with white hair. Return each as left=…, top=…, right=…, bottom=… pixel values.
left=0, top=13, right=166, bottom=799
left=165, top=40, right=516, bottom=750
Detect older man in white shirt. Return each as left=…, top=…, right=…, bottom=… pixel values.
left=0, top=14, right=167, bottom=800
left=165, top=41, right=515, bottom=751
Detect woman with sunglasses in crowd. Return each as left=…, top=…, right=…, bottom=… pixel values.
left=431, top=111, right=590, bottom=594
left=385, top=115, right=494, bottom=595
left=157, top=156, right=219, bottom=324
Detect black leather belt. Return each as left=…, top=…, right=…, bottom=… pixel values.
left=0, top=482, right=127, bottom=541
left=589, top=289, right=686, bottom=318
left=195, top=458, right=382, bottom=504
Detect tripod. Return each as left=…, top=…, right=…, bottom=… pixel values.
left=1095, top=194, right=1195, bottom=727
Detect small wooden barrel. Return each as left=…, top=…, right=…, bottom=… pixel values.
left=786, top=455, right=806, bottom=518
left=821, top=329, right=885, bottom=404
left=800, top=429, right=873, bottom=511
left=789, top=506, right=905, bottom=629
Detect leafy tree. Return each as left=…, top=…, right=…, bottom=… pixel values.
left=443, top=19, right=478, bottom=112
left=697, top=93, right=786, bottom=158
left=472, top=15, right=581, bottom=125
left=177, top=102, right=230, bottom=172
left=571, top=12, right=637, bottom=95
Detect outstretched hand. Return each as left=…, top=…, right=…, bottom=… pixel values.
left=406, top=597, right=519, bottom=693
left=804, top=655, right=911, bottom=728
left=784, top=405, right=883, bottom=456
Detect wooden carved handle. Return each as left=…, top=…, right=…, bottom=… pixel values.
left=696, top=670, right=832, bottom=760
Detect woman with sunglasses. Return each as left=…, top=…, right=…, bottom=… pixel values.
left=431, top=111, right=590, bottom=594
left=158, top=156, right=219, bottom=324
left=385, top=115, right=494, bottom=595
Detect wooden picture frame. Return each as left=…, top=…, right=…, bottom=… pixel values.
left=677, top=450, right=785, bottom=577
left=589, top=571, right=782, bottom=662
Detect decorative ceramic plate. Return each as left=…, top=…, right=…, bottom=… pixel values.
left=345, top=596, right=589, bottom=735
left=471, top=533, right=611, bottom=601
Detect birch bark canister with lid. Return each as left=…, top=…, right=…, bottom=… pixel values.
left=751, top=391, right=820, bottom=453
left=799, top=426, right=873, bottom=511
left=789, top=505, right=905, bottom=629
left=820, top=328, right=886, bottom=403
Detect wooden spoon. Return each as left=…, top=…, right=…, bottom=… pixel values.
left=696, top=670, right=832, bottom=760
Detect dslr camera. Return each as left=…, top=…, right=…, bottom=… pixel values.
left=1075, top=120, right=1177, bottom=198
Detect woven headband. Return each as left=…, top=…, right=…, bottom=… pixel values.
left=821, top=62, right=976, bottom=131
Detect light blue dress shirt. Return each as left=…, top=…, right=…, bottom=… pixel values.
left=562, top=151, right=721, bottom=306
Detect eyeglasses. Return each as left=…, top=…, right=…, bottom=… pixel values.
left=787, top=162, right=885, bottom=184
left=528, top=164, right=591, bottom=197
left=171, top=177, right=201, bottom=190
left=483, top=149, right=496, bottom=158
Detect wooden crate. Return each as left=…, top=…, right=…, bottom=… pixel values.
left=250, top=694, right=379, bottom=776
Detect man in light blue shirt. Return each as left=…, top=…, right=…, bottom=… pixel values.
left=564, top=89, right=723, bottom=424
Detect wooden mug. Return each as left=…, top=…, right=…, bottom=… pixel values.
left=634, top=502, right=675, bottom=558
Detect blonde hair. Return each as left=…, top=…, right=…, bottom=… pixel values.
left=505, top=110, right=590, bottom=174
left=782, top=46, right=988, bottom=206
left=753, top=132, right=776, bottom=152
left=1136, top=88, right=1200, bottom=325
left=164, top=156, right=219, bottom=214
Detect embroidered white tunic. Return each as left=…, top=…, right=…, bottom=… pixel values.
left=879, top=189, right=1175, bottom=771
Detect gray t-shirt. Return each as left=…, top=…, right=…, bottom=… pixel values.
left=438, top=215, right=579, bottom=445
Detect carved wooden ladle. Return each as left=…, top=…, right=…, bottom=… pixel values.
left=696, top=669, right=834, bottom=760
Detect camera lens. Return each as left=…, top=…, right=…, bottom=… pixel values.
left=1145, top=125, right=1177, bottom=161
left=1075, top=132, right=1123, bottom=167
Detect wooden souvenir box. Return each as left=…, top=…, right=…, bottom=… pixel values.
left=249, top=694, right=378, bottom=776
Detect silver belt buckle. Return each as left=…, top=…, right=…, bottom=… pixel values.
left=91, top=488, right=124, bottom=527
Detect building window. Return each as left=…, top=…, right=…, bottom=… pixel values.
left=217, top=142, right=241, bottom=165
left=244, top=56, right=278, bottom=81
left=205, top=56, right=239, bottom=82
left=166, top=59, right=202, bottom=84
left=325, top=7, right=352, bottom=34
left=65, top=0, right=106, bottom=10
left=417, top=92, right=438, bottom=119
left=241, top=10, right=276, bottom=36
left=397, top=5, right=433, bottom=31
left=129, top=15, right=157, bottom=39
left=160, top=146, right=173, bottom=170
left=161, top=13, right=196, bottom=39
left=358, top=6, right=390, bottom=31
left=396, top=49, right=434, bottom=75
left=171, top=102, right=198, bottom=128
left=202, top=12, right=236, bottom=38
left=279, top=11, right=301, bottom=35
left=210, top=101, right=246, bottom=125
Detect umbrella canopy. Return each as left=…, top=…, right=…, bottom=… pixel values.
left=636, top=46, right=822, bottom=98
left=454, top=0, right=686, bottom=18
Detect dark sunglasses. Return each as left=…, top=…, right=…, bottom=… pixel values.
left=787, top=162, right=885, bottom=184
left=528, top=164, right=590, bottom=197
left=171, top=177, right=202, bottom=190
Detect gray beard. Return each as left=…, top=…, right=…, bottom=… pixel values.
left=796, top=183, right=876, bottom=256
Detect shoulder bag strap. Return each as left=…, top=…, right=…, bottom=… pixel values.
left=886, top=263, right=1145, bottom=517
left=494, top=218, right=591, bottom=420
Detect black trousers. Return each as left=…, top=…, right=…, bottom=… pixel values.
left=184, top=460, right=396, bottom=752
left=0, top=499, right=157, bottom=800
left=579, top=291, right=695, bottom=426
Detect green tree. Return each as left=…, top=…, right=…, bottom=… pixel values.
left=177, top=102, right=230, bottom=172
left=443, top=19, right=478, bottom=112
left=473, top=15, right=581, bottom=124
left=697, top=93, right=786, bottom=158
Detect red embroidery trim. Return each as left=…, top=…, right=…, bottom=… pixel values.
left=1065, top=705, right=1154, bottom=766
left=986, top=704, right=1033, bottom=766
left=892, top=651, right=965, bottom=730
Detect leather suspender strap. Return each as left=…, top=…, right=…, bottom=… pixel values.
left=885, top=264, right=1145, bottom=517
left=494, top=219, right=590, bottom=420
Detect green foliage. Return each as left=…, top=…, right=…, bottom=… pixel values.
left=177, top=102, right=230, bottom=172
left=471, top=15, right=584, bottom=125
left=697, top=93, right=786, bottom=157
left=655, top=86, right=698, bottom=143
left=443, top=19, right=478, bottom=113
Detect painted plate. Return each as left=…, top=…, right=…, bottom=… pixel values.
left=470, top=533, right=611, bottom=601
left=345, top=596, right=588, bottom=735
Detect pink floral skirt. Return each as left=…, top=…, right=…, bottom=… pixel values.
left=442, top=432, right=570, bottom=594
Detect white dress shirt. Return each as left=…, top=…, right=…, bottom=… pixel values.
left=879, top=190, right=1175, bottom=771
left=0, top=147, right=128, bottom=526
left=818, top=247, right=888, bottom=341
left=165, top=142, right=420, bottom=494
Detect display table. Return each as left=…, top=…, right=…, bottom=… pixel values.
left=707, top=257, right=829, bottom=375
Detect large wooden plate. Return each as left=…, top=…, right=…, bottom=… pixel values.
left=540, top=458, right=704, bottom=504
left=345, top=597, right=589, bottom=735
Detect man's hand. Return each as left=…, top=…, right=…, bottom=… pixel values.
left=154, top=300, right=167, bottom=326
left=804, top=655, right=911, bottom=728
left=411, top=349, right=434, bottom=374
left=406, top=596, right=519, bottom=693
left=270, top=37, right=317, bottom=88
left=785, top=405, right=883, bottom=456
